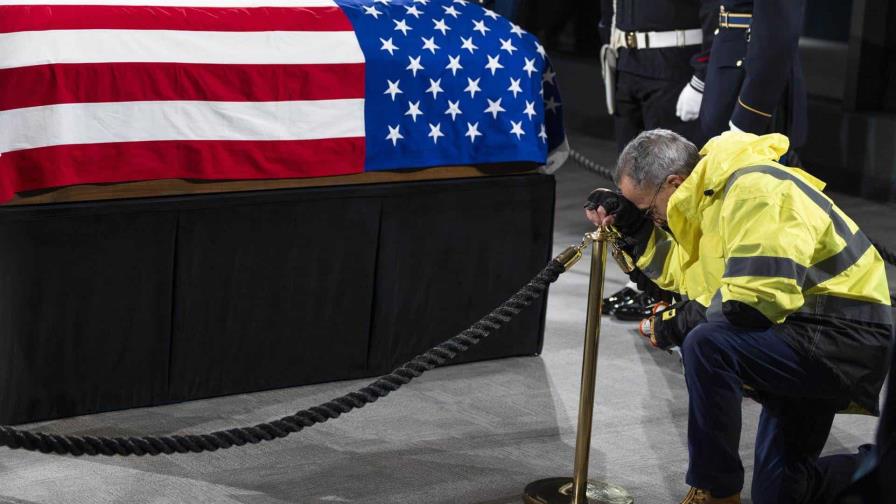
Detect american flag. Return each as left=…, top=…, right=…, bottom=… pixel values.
left=0, top=0, right=565, bottom=202
left=337, top=0, right=566, bottom=171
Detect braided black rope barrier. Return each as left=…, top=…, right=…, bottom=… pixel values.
left=567, top=148, right=896, bottom=269
left=0, top=260, right=566, bottom=457
left=568, top=148, right=615, bottom=182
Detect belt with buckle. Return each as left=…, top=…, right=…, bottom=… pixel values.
left=719, top=6, right=752, bottom=29
left=615, top=28, right=703, bottom=50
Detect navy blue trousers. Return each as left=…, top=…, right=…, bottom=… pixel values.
left=681, top=321, right=859, bottom=503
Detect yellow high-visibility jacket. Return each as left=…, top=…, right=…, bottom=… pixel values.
left=635, top=131, right=893, bottom=412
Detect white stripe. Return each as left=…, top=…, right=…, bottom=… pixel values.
left=0, top=30, right=363, bottom=69
left=0, top=1, right=336, bottom=6
left=0, top=100, right=365, bottom=152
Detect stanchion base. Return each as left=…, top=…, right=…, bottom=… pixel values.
left=523, top=477, right=633, bottom=504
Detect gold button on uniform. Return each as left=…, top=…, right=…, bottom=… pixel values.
left=714, top=28, right=719, bottom=35
left=736, top=60, right=743, bottom=67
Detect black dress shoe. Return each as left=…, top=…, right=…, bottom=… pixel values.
left=613, top=292, right=660, bottom=321
left=601, top=287, right=639, bottom=315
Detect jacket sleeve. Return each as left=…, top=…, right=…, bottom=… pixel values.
left=690, top=0, right=721, bottom=83
left=729, top=0, right=805, bottom=133
left=716, top=196, right=815, bottom=324
left=632, top=227, right=685, bottom=294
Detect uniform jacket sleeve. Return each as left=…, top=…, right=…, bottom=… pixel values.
left=632, top=227, right=684, bottom=294
left=690, top=0, right=721, bottom=82
left=717, top=195, right=815, bottom=324
left=730, top=0, right=805, bottom=133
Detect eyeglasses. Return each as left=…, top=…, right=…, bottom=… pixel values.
left=642, top=181, right=665, bottom=220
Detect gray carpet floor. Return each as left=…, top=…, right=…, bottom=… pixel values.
left=0, top=134, right=890, bottom=504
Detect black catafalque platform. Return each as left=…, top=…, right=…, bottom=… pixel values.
left=0, top=174, right=555, bottom=425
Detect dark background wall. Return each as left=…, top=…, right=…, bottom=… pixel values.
left=811, top=0, right=896, bottom=200
left=803, top=0, right=852, bottom=42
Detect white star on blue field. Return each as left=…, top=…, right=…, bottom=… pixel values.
left=337, top=0, right=564, bottom=171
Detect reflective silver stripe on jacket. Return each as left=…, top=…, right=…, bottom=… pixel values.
left=724, top=166, right=874, bottom=290
left=723, top=255, right=808, bottom=283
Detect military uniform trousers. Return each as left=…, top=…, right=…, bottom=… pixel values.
left=613, top=69, right=700, bottom=152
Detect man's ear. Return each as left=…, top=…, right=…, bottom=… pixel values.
left=667, top=174, right=685, bottom=188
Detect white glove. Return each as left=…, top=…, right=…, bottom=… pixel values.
left=675, top=77, right=704, bottom=122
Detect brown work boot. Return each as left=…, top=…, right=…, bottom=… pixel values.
left=678, top=487, right=741, bottom=504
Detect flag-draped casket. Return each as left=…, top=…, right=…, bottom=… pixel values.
left=0, top=0, right=563, bottom=423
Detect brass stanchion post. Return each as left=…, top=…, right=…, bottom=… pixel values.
left=522, top=228, right=634, bottom=504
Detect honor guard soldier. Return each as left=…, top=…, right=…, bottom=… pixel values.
left=599, top=0, right=719, bottom=152
left=699, top=0, right=807, bottom=159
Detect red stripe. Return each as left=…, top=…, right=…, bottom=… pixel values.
left=0, top=62, right=365, bottom=111
left=0, top=5, right=352, bottom=33
left=0, top=139, right=365, bottom=202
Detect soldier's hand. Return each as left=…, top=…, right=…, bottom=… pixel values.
left=675, top=80, right=703, bottom=122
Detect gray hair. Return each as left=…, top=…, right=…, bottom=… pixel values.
left=614, top=129, right=699, bottom=189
